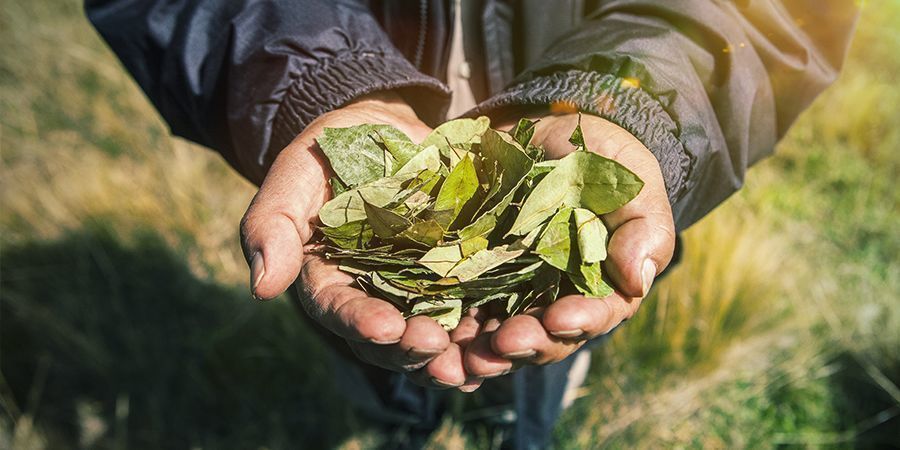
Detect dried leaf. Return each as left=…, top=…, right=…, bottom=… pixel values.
left=459, top=236, right=489, bottom=258
left=410, top=299, right=463, bottom=330
left=434, top=154, right=480, bottom=227
left=318, top=177, right=404, bottom=227
left=399, top=219, right=444, bottom=247
left=446, top=240, right=529, bottom=282
left=317, top=125, right=411, bottom=187
left=394, top=144, right=442, bottom=177
left=320, top=220, right=373, bottom=249
left=457, top=130, right=533, bottom=240
left=508, top=151, right=643, bottom=236
left=573, top=208, right=608, bottom=263
left=422, top=117, right=490, bottom=157
left=363, top=200, right=411, bottom=238
left=330, top=176, right=349, bottom=197
left=418, top=245, right=464, bottom=277
left=511, top=118, right=538, bottom=148
left=570, top=261, right=614, bottom=298
left=569, top=114, right=585, bottom=149
left=372, top=272, right=421, bottom=298
left=379, top=135, right=422, bottom=167
left=534, top=207, right=577, bottom=272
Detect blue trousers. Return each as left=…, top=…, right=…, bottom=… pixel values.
left=322, top=324, right=611, bottom=450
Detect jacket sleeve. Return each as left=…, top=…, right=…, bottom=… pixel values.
left=472, top=0, right=858, bottom=230
left=85, top=0, right=450, bottom=184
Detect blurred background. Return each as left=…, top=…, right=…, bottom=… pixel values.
left=1, top=1, right=897, bottom=448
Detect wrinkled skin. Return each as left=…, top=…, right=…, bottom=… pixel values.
left=240, top=93, right=675, bottom=391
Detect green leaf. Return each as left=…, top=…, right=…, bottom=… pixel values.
left=446, top=240, right=530, bottom=282
left=569, top=261, right=613, bottom=298
left=316, top=125, right=411, bottom=187
left=534, top=207, right=578, bottom=272
left=337, top=264, right=368, bottom=276
left=572, top=208, right=608, bottom=263
left=457, top=130, right=534, bottom=240
left=396, top=169, right=441, bottom=204
left=398, top=219, right=444, bottom=247
left=479, top=129, right=533, bottom=208
left=528, top=160, right=558, bottom=180
left=569, top=114, right=585, bottom=149
left=379, top=135, right=421, bottom=167
left=508, top=151, right=643, bottom=236
left=368, top=272, right=421, bottom=305
left=467, top=292, right=514, bottom=310
left=363, top=200, right=411, bottom=238
left=418, top=245, right=464, bottom=277
left=525, top=144, right=544, bottom=161
left=433, top=154, right=481, bottom=227
left=318, top=177, right=404, bottom=227
left=410, top=299, right=462, bottom=330
left=329, top=176, right=349, bottom=197
left=422, top=116, right=490, bottom=157
left=320, top=221, right=373, bottom=249
left=327, top=252, right=419, bottom=267
left=394, top=144, right=442, bottom=178
left=455, top=260, right=543, bottom=298
left=511, top=118, right=538, bottom=149
left=459, top=236, right=489, bottom=258
left=505, top=264, right=560, bottom=316
left=402, top=190, right=433, bottom=216
left=530, top=264, right=561, bottom=304
left=504, top=292, right=524, bottom=316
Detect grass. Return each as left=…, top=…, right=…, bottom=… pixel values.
left=1, top=1, right=898, bottom=449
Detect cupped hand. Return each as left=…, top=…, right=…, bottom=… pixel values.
left=240, top=93, right=480, bottom=390
left=464, top=113, right=677, bottom=378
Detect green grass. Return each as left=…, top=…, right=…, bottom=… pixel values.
left=1, top=1, right=898, bottom=449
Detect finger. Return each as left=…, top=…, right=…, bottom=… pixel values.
left=349, top=315, right=450, bottom=372
left=464, top=332, right=514, bottom=379
left=297, top=255, right=406, bottom=344
left=450, top=315, right=481, bottom=348
left=241, top=138, right=331, bottom=300
left=348, top=317, right=450, bottom=372
left=490, top=314, right=584, bottom=364
left=407, top=343, right=468, bottom=388
left=541, top=292, right=642, bottom=340
left=604, top=215, right=673, bottom=297
left=458, top=377, right=483, bottom=393
left=398, top=315, right=451, bottom=361
left=450, top=307, right=487, bottom=349
left=583, top=127, right=674, bottom=297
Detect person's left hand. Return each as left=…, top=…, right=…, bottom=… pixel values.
left=461, top=113, right=677, bottom=378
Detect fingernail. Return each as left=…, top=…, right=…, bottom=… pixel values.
left=641, top=259, right=657, bottom=297
left=477, top=369, right=510, bottom=380
left=458, top=384, right=480, bottom=393
left=250, top=251, right=265, bottom=296
left=431, top=377, right=462, bottom=388
left=502, top=349, right=536, bottom=359
left=550, top=329, right=584, bottom=339
left=408, top=347, right=443, bottom=359
left=370, top=338, right=402, bottom=345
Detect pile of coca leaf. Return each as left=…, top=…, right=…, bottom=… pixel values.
left=312, top=116, right=643, bottom=330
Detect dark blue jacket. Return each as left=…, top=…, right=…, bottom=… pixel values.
left=85, top=0, right=858, bottom=230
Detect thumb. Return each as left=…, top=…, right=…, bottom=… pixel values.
left=600, top=148, right=675, bottom=298
left=604, top=214, right=674, bottom=298
left=240, top=137, right=331, bottom=299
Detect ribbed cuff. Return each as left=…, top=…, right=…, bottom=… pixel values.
left=268, top=53, right=451, bottom=165
left=469, top=70, right=692, bottom=206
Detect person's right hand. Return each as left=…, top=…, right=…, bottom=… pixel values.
left=240, top=93, right=483, bottom=391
